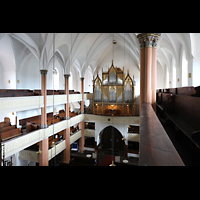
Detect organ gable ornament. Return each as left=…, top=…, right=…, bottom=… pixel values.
left=93, top=61, right=136, bottom=116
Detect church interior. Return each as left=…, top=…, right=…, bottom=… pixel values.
left=0, top=33, right=200, bottom=166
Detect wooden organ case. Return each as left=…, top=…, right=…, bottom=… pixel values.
left=93, top=61, right=135, bottom=116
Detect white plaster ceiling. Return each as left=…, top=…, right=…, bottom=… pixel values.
left=0, top=33, right=199, bottom=78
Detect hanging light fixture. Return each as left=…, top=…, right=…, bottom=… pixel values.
left=112, top=33, right=117, bottom=65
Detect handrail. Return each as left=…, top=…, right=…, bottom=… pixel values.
left=139, top=103, right=184, bottom=166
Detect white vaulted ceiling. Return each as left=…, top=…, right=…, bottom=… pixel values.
left=0, top=33, right=199, bottom=79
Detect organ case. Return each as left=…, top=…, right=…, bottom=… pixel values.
left=93, top=61, right=135, bottom=116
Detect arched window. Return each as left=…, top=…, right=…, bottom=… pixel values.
left=53, top=68, right=59, bottom=90
left=182, top=49, right=188, bottom=87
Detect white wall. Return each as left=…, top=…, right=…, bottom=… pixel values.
left=193, top=57, right=200, bottom=87
left=84, top=67, right=93, bottom=93
left=0, top=35, right=16, bottom=89
left=70, top=66, right=80, bottom=92
left=157, top=62, right=165, bottom=89
left=17, top=54, right=40, bottom=89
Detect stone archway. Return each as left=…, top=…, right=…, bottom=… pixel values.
left=99, top=125, right=125, bottom=156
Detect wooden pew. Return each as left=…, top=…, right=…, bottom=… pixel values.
left=156, top=86, right=200, bottom=164
left=0, top=122, right=10, bottom=128
left=1, top=128, right=22, bottom=141
left=0, top=89, right=81, bottom=97
left=0, top=125, right=16, bottom=133
left=59, top=110, right=65, bottom=120
left=0, top=89, right=35, bottom=97
left=164, top=95, right=200, bottom=149
left=69, top=111, right=77, bottom=118
left=52, top=118, right=60, bottom=124
left=26, top=122, right=39, bottom=133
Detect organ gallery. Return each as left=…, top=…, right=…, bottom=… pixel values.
left=93, top=60, right=136, bottom=116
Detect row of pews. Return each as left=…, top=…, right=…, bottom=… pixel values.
left=156, top=85, right=200, bottom=165
left=0, top=109, right=78, bottom=143
left=0, top=89, right=80, bottom=97
left=19, top=109, right=79, bottom=151
left=19, top=110, right=78, bottom=134
left=0, top=117, right=22, bottom=141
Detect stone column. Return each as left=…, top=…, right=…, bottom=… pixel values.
left=64, top=74, right=70, bottom=119
left=80, top=77, right=84, bottom=114
left=152, top=36, right=159, bottom=111
left=63, top=128, right=70, bottom=164
left=144, top=35, right=153, bottom=104
left=79, top=77, right=85, bottom=153
left=138, top=36, right=145, bottom=115
left=40, top=70, right=48, bottom=128
left=39, top=69, right=48, bottom=166
left=137, top=33, right=160, bottom=113
left=63, top=74, right=70, bottom=164
left=39, top=138, right=49, bottom=166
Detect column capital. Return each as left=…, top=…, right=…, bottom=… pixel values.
left=40, top=70, right=48, bottom=76
left=64, top=74, right=70, bottom=79
left=80, top=77, right=84, bottom=81
left=137, top=33, right=161, bottom=49
left=152, top=34, right=160, bottom=48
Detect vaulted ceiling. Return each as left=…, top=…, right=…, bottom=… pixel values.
left=0, top=33, right=199, bottom=78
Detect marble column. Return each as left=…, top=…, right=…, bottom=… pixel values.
left=63, top=74, right=70, bottom=164
left=40, top=70, right=48, bottom=128
left=138, top=37, right=145, bottom=115
left=137, top=33, right=160, bottom=114
left=79, top=77, right=85, bottom=153
left=80, top=77, right=84, bottom=114
left=64, top=74, right=70, bottom=119
left=152, top=36, right=159, bottom=111
left=39, top=138, right=49, bottom=166
left=145, top=47, right=152, bottom=104
left=39, top=70, right=48, bottom=166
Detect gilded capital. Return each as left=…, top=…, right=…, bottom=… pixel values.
left=64, top=74, right=70, bottom=79
left=40, top=70, right=48, bottom=76
left=152, top=35, right=160, bottom=48
left=137, top=33, right=161, bottom=49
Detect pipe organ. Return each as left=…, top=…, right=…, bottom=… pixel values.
left=93, top=60, right=136, bottom=116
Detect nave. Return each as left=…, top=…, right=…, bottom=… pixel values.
left=1, top=33, right=200, bottom=166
